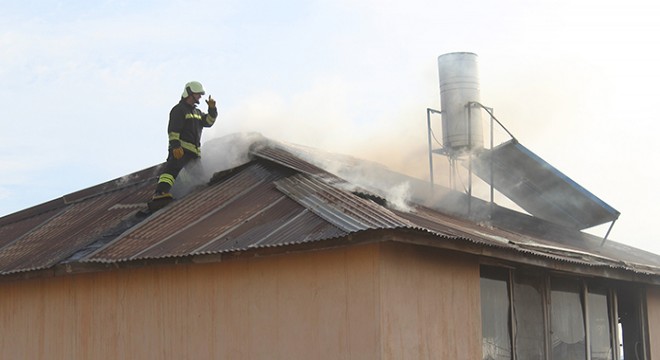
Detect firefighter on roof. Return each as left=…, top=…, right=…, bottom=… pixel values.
left=152, top=81, right=217, bottom=201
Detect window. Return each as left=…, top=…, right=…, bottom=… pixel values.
left=480, top=266, right=648, bottom=360
left=481, top=268, right=511, bottom=360
left=513, top=272, right=546, bottom=359
left=550, top=278, right=586, bottom=360
left=587, top=288, right=613, bottom=360
left=617, top=285, right=649, bottom=360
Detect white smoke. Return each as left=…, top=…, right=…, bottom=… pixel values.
left=385, top=182, right=413, bottom=212
left=170, top=132, right=267, bottom=197
left=114, top=173, right=140, bottom=187
left=169, top=131, right=418, bottom=212
left=279, top=142, right=416, bottom=212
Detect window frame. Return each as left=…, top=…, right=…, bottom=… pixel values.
left=480, top=265, right=649, bottom=360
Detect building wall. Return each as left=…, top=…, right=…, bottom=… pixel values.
left=648, top=285, right=660, bottom=358
left=0, top=244, right=380, bottom=359
left=0, top=242, right=482, bottom=359
left=379, top=242, right=482, bottom=359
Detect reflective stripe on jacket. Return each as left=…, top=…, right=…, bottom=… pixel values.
left=167, top=99, right=217, bottom=156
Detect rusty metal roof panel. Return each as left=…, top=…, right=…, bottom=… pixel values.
left=252, top=146, right=328, bottom=176
left=0, top=182, right=153, bottom=274
left=85, top=163, right=283, bottom=262
left=0, top=164, right=161, bottom=229
left=397, top=205, right=660, bottom=273
left=136, top=180, right=291, bottom=259
left=198, top=199, right=346, bottom=254
left=0, top=207, right=61, bottom=250
left=395, top=206, right=499, bottom=242
left=275, top=174, right=414, bottom=232
left=61, top=165, right=161, bottom=204
left=85, top=164, right=410, bottom=263
left=245, top=209, right=346, bottom=248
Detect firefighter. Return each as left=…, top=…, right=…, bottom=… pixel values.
left=152, top=81, right=217, bottom=202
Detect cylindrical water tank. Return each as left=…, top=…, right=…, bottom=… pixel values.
left=438, top=52, right=483, bottom=153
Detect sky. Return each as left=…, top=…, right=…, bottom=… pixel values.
left=1, top=0, right=659, bottom=255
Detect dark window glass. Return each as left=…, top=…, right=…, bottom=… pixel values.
left=617, top=287, right=647, bottom=360
left=481, top=270, right=512, bottom=360
left=588, top=289, right=613, bottom=360
left=551, top=278, right=586, bottom=360
left=513, top=272, right=546, bottom=359
left=480, top=267, right=624, bottom=360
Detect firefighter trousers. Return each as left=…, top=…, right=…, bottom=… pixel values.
left=155, top=150, right=200, bottom=194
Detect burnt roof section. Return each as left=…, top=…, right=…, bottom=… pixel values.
left=0, top=140, right=658, bottom=281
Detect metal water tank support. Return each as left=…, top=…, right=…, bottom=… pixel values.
left=428, top=53, right=618, bottom=244
left=469, top=101, right=517, bottom=204
left=426, top=108, right=442, bottom=191
left=427, top=101, right=516, bottom=213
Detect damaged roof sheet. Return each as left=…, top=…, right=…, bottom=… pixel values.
left=0, top=143, right=658, bottom=280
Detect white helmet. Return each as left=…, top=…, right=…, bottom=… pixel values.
left=181, top=81, right=205, bottom=98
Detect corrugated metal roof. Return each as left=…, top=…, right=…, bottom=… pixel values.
left=84, top=163, right=350, bottom=263
left=275, top=174, right=413, bottom=232
left=0, top=181, right=153, bottom=274
left=86, top=163, right=278, bottom=262
left=394, top=203, right=660, bottom=273
left=252, top=146, right=331, bottom=178
left=0, top=207, right=60, bottom=249
left=0, top=142, right=658, bottom=280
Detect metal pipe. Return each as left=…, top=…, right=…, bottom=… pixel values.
left=470, top=101, right=517, bottom=142
left=467, top=103, right=473, bottom=214
left=449, top=158, right=453, bottom=190
left=583, top=282, right=592, bottom=360
left=610, top=290, right=620, bottom=360
left=427, top=108, right=442, bottom=192
left=600, top=219, right=617, bottom=246
left=489, top=107, right=495, bottom=206
left=427, top=108, right=435, bottom=190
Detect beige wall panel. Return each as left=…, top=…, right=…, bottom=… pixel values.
left=238, top=244, right=381, bottom=359
left=648, top=285, right=660, bottom=358
left=379, top=242, right=481, bottom=359
left=0, top=243, right=381, bottom=360
left=1, top=278, right=46, bottom=358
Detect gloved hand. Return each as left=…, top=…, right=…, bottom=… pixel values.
left=172, top=147, right=184, bottom=160
left=206, top=95, right=216, bottom=109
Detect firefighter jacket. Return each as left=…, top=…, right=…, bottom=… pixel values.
left=167, top=99, right=218, bottom=157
